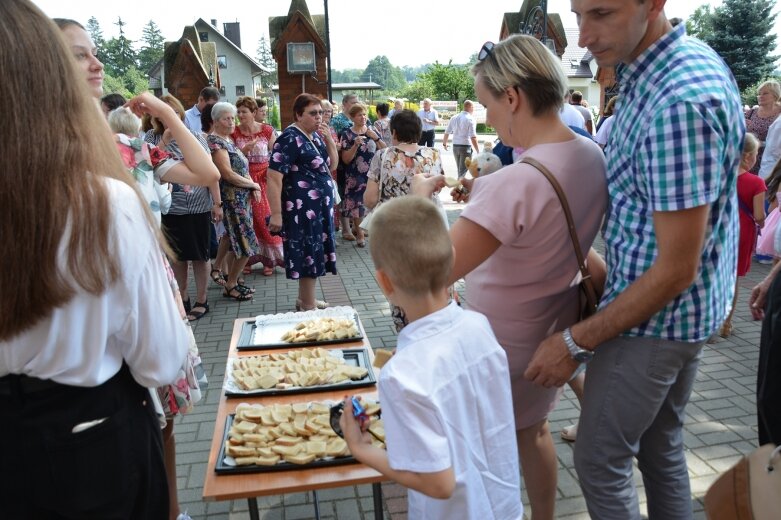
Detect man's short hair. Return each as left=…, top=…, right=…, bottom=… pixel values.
left=376, top=102, right=389, bottom=117
left=571, top=91, right=584, bottom=103
left=342, top=94, right=358, bottom=105
left=369, top=197, right=452, bottom=295
left=422, top=98, right=432, bottom=104
left=463, top=100, right=473, bottom=109
left=200, top=86, right=220, bottom=102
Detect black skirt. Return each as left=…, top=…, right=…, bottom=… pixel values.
left=162, top=211, right=211, bottom=262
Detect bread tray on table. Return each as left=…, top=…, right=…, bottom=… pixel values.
left=236, top=306, right=363, bottom=351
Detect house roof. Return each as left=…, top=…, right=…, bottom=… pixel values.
left=194, top=18, right=272, bottom=74
left=269, top=0, right=327, bottom=52
left=562, top=27, right=593, bottom=78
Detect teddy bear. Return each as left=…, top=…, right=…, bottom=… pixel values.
left=464, top=151, right=503, bottom=178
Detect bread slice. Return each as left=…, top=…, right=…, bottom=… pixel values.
left=305, top=441, right=327, bottom=458
left=326, top=438, right=348, bottom=457
left=284, top=452, right=316, bottom=465
left=256, top=454, right=281, bottom=466
left=271, top=444, right=303, bottom=457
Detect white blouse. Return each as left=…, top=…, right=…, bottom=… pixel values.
left=0, top=179, right=189, bottom=387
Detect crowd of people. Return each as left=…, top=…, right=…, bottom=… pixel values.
left=1, top=0, right=780, bottom=519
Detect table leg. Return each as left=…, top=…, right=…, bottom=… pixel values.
left=312, top=490, right=321, bottom=519
left=372, top=483, right=384, bottom=520
left=247, top=498, right=260, bottom=520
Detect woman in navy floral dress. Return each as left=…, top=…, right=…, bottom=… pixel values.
left=268, top=94, right=339, bottom=311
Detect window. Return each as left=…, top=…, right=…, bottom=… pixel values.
left=219, top=86, right=226, bottom=97
left=198, top=32, right=209, bottom=42
left=235, top=85, right=246, bottom=96
left=286, top=42, right=316, bottom=73
left=217, top=55, right=227, bottom=69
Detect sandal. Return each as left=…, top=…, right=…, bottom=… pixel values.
left=295, top=299, right=329, bottom=311
left=187, top=301, right=209, bottom=321
left=236, top=283, right=255, bottom=294
left=342, top=233, right=356, bottom=241
left=242, top=266, right=252, bottom=275
left=561, top=424, right=578, bottom=442
left=183, top=298, right=191, bottom=314
left=223, top=285, right=252, bottom=301
left=356, top=240, right=366, bottom=248
left=263, top=266, right=274, bottom=276
left=210, top=269, right=227, bottom=287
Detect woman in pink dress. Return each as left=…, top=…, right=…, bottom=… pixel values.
left=231, top=96, right=283, bottom=276
left=415, top=36, right=607, bottom=519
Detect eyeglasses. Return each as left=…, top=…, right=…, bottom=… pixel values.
left=306, top=109, right=324, bottom=116
left=478, top=41, right=495, bottom=62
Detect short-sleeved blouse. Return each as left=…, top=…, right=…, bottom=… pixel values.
left=367, top=146, right=445, bottom=211
left=115, top=133, right=176, bottom=223
left=207, top=134, right=251, bottom=202
left=231, top=124, right=274, bottom=165
left=747, top=108, right=781, bottom=174
left=460, top=136, right=608, bottom=428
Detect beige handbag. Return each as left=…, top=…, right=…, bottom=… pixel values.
left=704, top=444, right=781, bottom=519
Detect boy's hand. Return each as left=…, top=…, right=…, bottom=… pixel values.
left=340, top=397, right=373, bottom=455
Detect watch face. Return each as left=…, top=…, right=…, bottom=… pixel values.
left=574, top=350, right=594, bottom=363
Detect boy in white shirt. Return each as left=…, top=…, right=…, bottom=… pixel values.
left=340, top=196, right=522, bottom=520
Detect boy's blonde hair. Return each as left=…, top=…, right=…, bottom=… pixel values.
left=743, top=132, right=760, bottom=155
left=369, top=197, right=452, bottom=295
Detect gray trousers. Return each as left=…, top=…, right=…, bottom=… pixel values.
left=574, top=335, right=703, bottom=520
left=452, top=144, right=472, bottom=178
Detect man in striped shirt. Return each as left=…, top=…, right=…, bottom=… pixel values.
left=525, top=1, right=744, bottom=518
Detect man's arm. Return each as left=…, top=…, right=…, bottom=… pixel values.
left=750, top=260, right=781, bottom=320
left=525, top=205, right=710, bottom=387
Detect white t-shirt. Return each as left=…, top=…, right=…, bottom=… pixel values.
left=445, top=111, right=477, bottom=146
left=573, top=104, right=594, bottom=134
left=760, top=116, right=781, bottom=179
left=595, top=115, right=616, bottom=146
left=380, top=301, right=523, bottom=520
left=0, top=179, right=189, bottom=387
left=559, top=103, right=586, bottom=129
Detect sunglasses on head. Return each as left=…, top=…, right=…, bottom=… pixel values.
left=478, top=41, right=495, bottom=62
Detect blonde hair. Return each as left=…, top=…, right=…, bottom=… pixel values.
left=107, top=107, right=140, bottom=136
left=2, top=0, right=143, bottom=339
left=758, top=80, right=781, bottom=101
left=151, top=94, right=185, bottom=135
left=369, top=197, right=453, bottom=295
left=471, top=35, right=567, bottom=116
left=743, top=132, right=760, bottom=155
left=348, top=103, right=367, bottom=118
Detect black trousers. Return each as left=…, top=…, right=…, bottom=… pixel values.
left=0, top=364, right=168, bottom=519
left=418, top=129, right=435, bottom=147
left=758, top=272, right=781, bottom=445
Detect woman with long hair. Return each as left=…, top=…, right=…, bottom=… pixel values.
left=1, top=3, right=191, bottom=517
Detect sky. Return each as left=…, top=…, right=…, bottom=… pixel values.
left=32, top=0, right=780, bottom=71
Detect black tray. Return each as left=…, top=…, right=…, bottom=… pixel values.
left=215, top=415, right=358, bottom=474
left=237, top=312, right=363, bottom=351
left=224, top=348, right=376, bottom=398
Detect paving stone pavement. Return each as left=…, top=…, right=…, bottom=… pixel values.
left=176, top=140, right=771, bottom=519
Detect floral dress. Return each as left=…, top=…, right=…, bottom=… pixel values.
left=747, top=108, right=781, bottom=175
left=367, top=146, right=449, bottom=331
left=340, top=128, right=380, bottom=218
left=231, top=124, right=284, bottom=269
left=269, top=126, right=337, bottom=279
left=373, top=118, right=392, bottom=147
left=114, top=133, right=204, bottom=419
left=207, top=134, right=261, bottom=258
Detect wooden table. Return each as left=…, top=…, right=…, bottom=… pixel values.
left=202, top=317, right=387, bottom=520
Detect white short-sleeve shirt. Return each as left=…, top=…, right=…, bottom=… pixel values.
left=559, top=103, right=586, bottom=129
left=445, top=111, right=477, bottom=146
left=0, top=179, right=189, bottom=387
left=380, top=301, right=522, bottom=520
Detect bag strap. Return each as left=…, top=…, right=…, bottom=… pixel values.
left=521, top=157, right=599, bottom=311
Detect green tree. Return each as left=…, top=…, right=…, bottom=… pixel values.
left=86, top=16, right=108, bottom=64
left=104, top=17, right=136, bottom=77
left=363, top=55, right=406, bottom=93
left=256, top=35, right=278, bottom=87
left=705, top=0, right=777, bottom=91
left=123, top=66, right=150, bottom=95
left=419, top=61, right=474, bottom=101
left=103, top=73, right=131, bottom=99
left=137, top=20, right=164, bottom=74
left=400, top=77, right=434, bottom=103
left=685, top=5, right=714, bottom=41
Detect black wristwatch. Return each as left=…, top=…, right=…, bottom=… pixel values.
left=563, top=328, right=594, bottom=363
